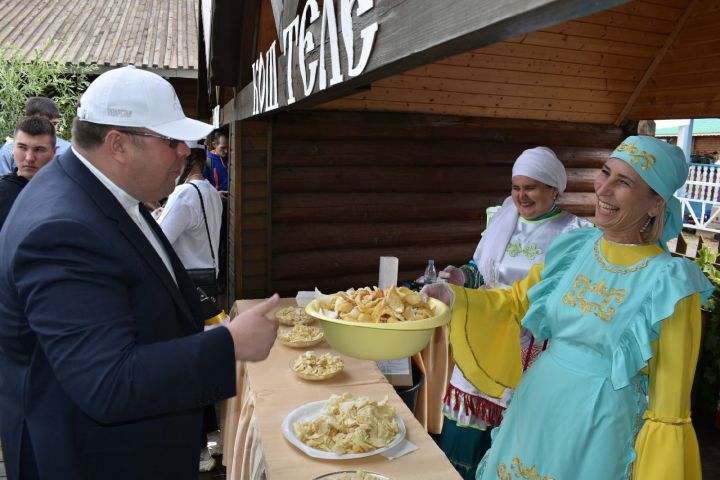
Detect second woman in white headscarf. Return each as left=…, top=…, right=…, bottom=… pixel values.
left=436, top=146, right=591, bottom=480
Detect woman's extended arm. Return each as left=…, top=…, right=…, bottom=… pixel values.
left=632, top=293, right=703, bottom=479
left=447, top=263, right=544, bottom=398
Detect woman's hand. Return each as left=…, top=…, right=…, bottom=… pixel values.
left=421, top=282, right=454, bottom=307
left=439, top=265, right=466, bottom=286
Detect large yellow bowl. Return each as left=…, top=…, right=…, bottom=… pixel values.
left=305, top=297, right=450, bottom=360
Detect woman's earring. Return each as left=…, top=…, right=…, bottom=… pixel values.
left=640, top=215, right=653, bottom=233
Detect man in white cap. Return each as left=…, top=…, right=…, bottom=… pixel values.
left=0, top=66, right=279, bottom=479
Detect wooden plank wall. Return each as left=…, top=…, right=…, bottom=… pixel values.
left=170, top=77, right=199, bottom=119
left=265, top=111, right=626, bottom=296
left=695, top=137, right=720, bottom=156
left=319, top=0, right=686, bottom=124
left=628, top=0, right=720, bottom=119
left=229, top=119, right=271, bottom=301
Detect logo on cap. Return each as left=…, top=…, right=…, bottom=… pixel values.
left=106, top=108, right=133, bottom=118
left=615, top=140, right=656, bottom=171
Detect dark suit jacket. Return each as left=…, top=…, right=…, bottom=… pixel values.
left=0, top=149, right=236, bottom=479
left=0, top=170, right=28, bottom=230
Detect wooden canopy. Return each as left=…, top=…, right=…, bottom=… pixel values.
left=204, top=0, right=720, bottom=299
left=209, top=0, right=720, bottom=124
left=320, top=0, right=719, bottom=124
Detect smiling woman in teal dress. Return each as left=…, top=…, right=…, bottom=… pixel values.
left=425, top=136, right=713, bottom=480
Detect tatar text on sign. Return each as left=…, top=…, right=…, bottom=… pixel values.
left=252, top=0, right=379, bottom=115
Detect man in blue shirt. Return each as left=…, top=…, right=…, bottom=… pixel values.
left=203, top=130, right=228, bottom=193
left=0, top=97, right=70, bottom=174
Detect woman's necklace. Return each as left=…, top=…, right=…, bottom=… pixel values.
left=602, top=237, right=654, bottom=247
left=593, top=238, right=652, bottom=274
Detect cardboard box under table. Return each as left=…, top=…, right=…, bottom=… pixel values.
left=220, top=298, right=460, bottom=480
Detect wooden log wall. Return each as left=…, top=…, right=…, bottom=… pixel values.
left=228, top=119, right=271, bottom=301
left=260, top=111, right=627, bottom=296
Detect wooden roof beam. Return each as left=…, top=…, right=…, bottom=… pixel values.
left=613, top=0, right=699, bottom=126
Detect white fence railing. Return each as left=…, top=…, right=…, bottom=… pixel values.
left=678, top=163, right=720, bottom=233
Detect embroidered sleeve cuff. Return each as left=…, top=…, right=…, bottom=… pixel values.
left=642, top=410, right=691, bottom=425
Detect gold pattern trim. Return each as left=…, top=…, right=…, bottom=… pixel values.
left=615, top=140, right=657, bottom=171
left=497, top=456, right=555, bottom=480
left=642, top=411, right=692, bottom=425
left=593, top=239, right=651, bottom=275
left=562, top=274, right=626, bottom=322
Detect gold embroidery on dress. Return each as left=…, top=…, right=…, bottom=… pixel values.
left=497, top=456, right=555, bottom=480
left=562, top=274, right=627, bottom=322
left=593, top=239, right=651, bottom=274
left=615, top=140, right=656, bottom=171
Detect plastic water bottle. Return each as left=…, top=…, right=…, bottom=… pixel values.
left=423, top=259, right=437, bottom=285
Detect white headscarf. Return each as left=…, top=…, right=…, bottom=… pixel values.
left=512, top=146, right=566, bottom=194
left=472, top=147, right=567, bottom=284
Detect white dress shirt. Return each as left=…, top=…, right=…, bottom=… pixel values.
left=72, top=147, right=177, bottom=283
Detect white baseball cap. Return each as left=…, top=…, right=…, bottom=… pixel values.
left=77, top=65, right=213, bottom=141
left=185, top=140, right=205, bottom=150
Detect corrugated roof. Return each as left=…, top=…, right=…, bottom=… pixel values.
left=0, top=0, right=198, bottom=77
left=656, top=118, right=720, bottom=136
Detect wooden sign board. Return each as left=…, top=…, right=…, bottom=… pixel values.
left=235, top=0, right=630, bottom=122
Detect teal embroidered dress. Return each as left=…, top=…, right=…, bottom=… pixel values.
left=441, top=211, right=590, bottom=480
left=448, top=228, right=712, bottom=479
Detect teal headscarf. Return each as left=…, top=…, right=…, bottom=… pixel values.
left=610, top=135, right=688, bottom=245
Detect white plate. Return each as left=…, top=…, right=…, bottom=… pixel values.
left=281, top=400, right=406, bottom=460
left=313, top=472, right=391, bottom=480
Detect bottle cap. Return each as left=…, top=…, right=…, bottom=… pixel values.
left=428, top=259, right=434, bottom=265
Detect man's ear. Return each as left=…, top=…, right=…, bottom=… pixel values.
left=105, top=130, right=130, bottom=164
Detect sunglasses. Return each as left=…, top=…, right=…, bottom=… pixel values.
left=116, top=130, right=181, bottom=149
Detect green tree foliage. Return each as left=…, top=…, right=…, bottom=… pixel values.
left=0, top=45, right=95, bottom=140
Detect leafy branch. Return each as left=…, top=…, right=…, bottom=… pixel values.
left=694, top=245, right=720, bottom=413
left=0, top=43, right=96, bottom=140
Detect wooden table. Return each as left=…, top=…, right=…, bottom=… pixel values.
left=221, top=298, right=461, bottom=480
